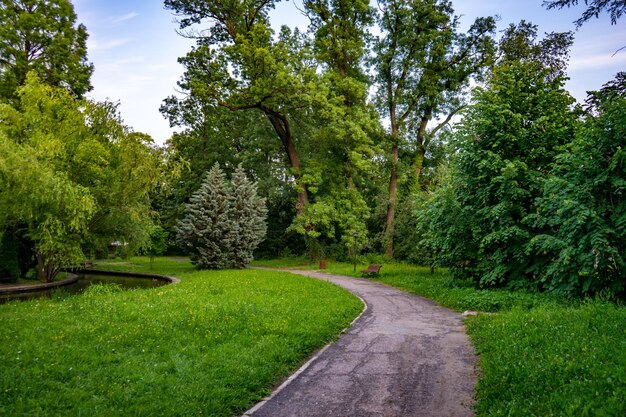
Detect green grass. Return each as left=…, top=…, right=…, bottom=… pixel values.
left=255, top=257, right=626, bottom=416
left=468, top=301, right=626, bottom=416
left=254, top=258, right=566, bottom=312
left=0, top=257, right=362, bottom=417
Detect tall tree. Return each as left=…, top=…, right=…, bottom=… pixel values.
left=164, top=0, right=317, bottom=214
left=420, top=24, right=578, bottom=288
left=0, top=0, right=93, bottom=102
left=291, top=0, right=378, bottom=253
left=373, top=0, right=496, bottom=256
left=543, top=0, right=626, bottom=27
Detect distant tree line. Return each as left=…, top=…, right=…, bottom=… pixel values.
left=158, top=0, right=623, bottom=296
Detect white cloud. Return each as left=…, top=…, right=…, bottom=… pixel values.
left=96, top=56, right=146, bottom=74
left=111, top=12, right=139, bottom=25
left=88, top=38, right=130, bottom=51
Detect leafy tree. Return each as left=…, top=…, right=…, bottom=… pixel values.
left=543, top=0, right=626, bottom=26
left=176, top=163, right=267, bottom=269
left=420, top=24, right=578, bottom=288
left=143, top=225, right=168, bottom=270
left=292, top=0, right=378, bottom=256
left=529, top=81, right=625, bottom=296
left=373, top=0, right=496, bottom=256
left=0, top=74, right=161, bottom=281
left=0, top=0, right=93, bottom=102
left=164, top=1, right=381, bottom=257
left=160, top=98, right=298, bottom=256
left=164, top=0, right=317, bottom=215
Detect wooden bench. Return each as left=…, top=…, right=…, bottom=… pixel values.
left=361, top=264, right=382, bottom=277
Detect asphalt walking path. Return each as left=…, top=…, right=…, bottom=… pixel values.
left=245, top=269, right=477, bottom=417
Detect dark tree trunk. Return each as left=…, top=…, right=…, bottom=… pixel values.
left=36, top=252, right=55, bottom=283
left=263, top=109, right=309, bottom=214
left=385, top=143, right=399, bottom=257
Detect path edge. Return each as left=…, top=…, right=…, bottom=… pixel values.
left=241, top=268, right=368, bottom=417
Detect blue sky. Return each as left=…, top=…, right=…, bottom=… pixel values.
left=72, top=0, right=626, bottom=145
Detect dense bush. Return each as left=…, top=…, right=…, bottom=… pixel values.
left=529, top=91, right=625, bottom=296
left=421, top=58, right=577, bottom=288
left=419, top=63, right=625, bottom=297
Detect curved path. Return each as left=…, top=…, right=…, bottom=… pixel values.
left=245, top=269, right=477, bottom=417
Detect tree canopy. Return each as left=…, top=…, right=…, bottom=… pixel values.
left=0, top=0, right=93, bottom=102
left=0, top=74, right=162, bottom=281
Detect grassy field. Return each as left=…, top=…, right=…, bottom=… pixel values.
left=255, top=257, right=626, bottom=417
left=0, top=257, right=362, bottom=417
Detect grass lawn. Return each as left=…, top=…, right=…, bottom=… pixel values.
left=255, top=257, right=626, bottom=417
left=0, top=257, right=362, bottom=417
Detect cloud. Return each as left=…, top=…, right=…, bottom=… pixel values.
left=95, top=57, right=146, bottom=75
left=111, top=12, right=139, bottom=25
left=88, top=38, right=130, bottom=51
left=569, top=52, right=626, bottom=71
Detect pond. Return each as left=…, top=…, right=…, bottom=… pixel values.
left=0, top=272, right=169, bottom=304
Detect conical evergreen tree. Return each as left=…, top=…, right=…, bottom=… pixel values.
left=176, top=163, right=233, bottom=269
left=176, top=163, right=267, bottom=269
left=229, top=164, right=268, bottom=268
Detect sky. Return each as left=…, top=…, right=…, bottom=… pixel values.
left=72, top=0, right=626, bottom=145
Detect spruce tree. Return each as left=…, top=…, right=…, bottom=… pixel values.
left=176, top=163, right=267, bottom=269
left=176, top=164, right=233, bottom=269
left=228, top=165, right=268, bottom=268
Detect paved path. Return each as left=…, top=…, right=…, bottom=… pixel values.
left=245, top=269, right=477, bottom=417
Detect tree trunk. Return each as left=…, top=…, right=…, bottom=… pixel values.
left=414, top=145, right=426, bottom=192
left=36, top=252, right=54, bottom=283
left=263, top=110, right=309, bottom=214
left=385, top=143, right=399, bottom=257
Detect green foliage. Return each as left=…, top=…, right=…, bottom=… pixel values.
left=0, top=257, right=362, bottom=417
left=290, top=187, right=369, bottom=258
left=0, top=0, right=93, bottom=102
left=0, top=74, right=162, bottom=281
left=176, top=164, right=267, bottom=269
left=0, top=233, right=19, bottom=282
left=373, top=0, right=496, bottom=255
left=162, top=0, right=382, bottom=257
left=144, top=226, right=168, bottom=259
left=393, top=196, right=432, bottom=265
left=229, top=165, right=269, bottom=267
left=529, top=90, right=626, bottom=296
left=420, top=25, right=578, bottom=289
